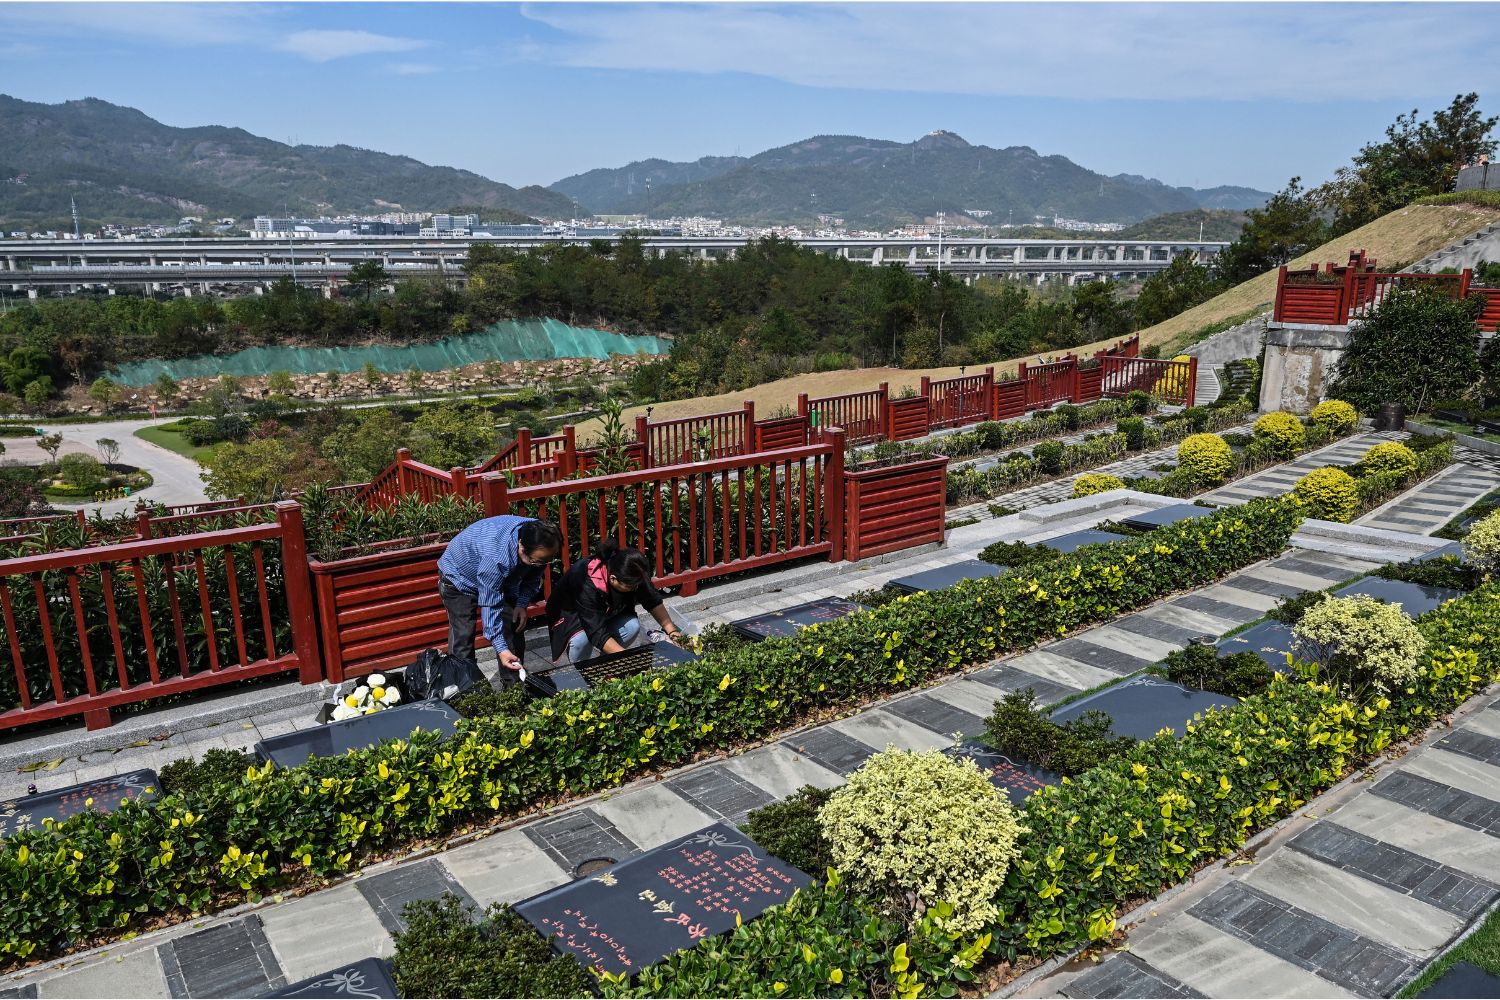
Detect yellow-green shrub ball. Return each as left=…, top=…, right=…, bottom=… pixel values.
left=1253, top=411, right=1306, bottom=458
left=1361, top=441, right=1418, bottom=477
left=1292, top=466, right=1359, bottom=522
left=1072, top=473, right=1126, bottom=498
left=1177, top=433, right=1233, bottom=485
left=1309, top=399, right=1358, bottom=434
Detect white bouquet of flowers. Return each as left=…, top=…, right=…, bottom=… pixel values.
left=328, top=672, right=403, bottom=722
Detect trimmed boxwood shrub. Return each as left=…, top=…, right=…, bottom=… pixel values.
left=983, top=690, right=1134, bottom=775
left=1293, top=466, right=1360, bottom=522
left=1309, top=400, right=1358, bottom=434
left=1072, top=473, right=1125, bottom=498
left=1361, top=441, right=1418, bottom=477
left=1155, top=642, right=1275, bottom=698
left=1253, top=411, right=1306, bottom=458
left=0, top=501, right=1301, bottom=967
left=741, top=785, right=833, bottom=877
left=1177, top=433, right=1233, bottom=485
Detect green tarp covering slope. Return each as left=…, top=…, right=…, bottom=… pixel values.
left=108, top=318, right=667, bottom=386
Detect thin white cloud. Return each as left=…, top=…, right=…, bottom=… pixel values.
left=0, top=2, right=267, bottom=46
left=280, top=29, right=428, bottom=62
left=517, top=2, right=1496, bottom=103
left=390, top=62, right=441, bottom=76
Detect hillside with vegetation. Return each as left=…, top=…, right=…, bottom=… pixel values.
left=0, top=95, right=573, bottom=229
left=550, top=131, right=1270, bottom=228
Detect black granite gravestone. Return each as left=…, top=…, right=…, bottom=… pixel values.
left=1414, top=541, right=1466, bottom=564
left=1216, top=621, right=1299, bottom=672
left=261, top=958, right=398, bottom=999
left=1118, top=504, right=1215, bottom=532
left=0, top=768, right=159, bottom=837
left=1049, top=676, right=1239, bottom=741
left=527, top=642, right=700, bottom=697
left=1417, top=962, right=1500, bottom=999
left=731, top=598, right=867, bottom=641
left=1333, top=576, right=1467, bottom=617
left=888, top=559, right=1005, bottom=596
left=254, top=700, right=461, bottom=768
left=514, top=823, right=812, bottom=976
left=1030, top=529, right=1129, bottom=554
left=945, top=741, right=1061, bottom=806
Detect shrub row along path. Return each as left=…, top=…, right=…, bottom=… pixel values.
left=1020, top=676, right=1500, bottom=999
left=0, top=488, right=1438, bottom=999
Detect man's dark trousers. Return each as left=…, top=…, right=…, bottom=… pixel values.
left=438, top=575, right=525, bottom=675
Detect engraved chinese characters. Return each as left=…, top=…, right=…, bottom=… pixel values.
left=0, top=769, right=158, bottom=837
left=514, top=823, right=812, bottom=975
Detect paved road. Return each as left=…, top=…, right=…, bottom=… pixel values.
left=16, top=417, right=209, bottom=516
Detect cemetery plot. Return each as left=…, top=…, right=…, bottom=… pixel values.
left=945, top=741, right=1061, bottom=806
left=527, top=642, right=700, bottom=697
left=731, top=598, right=867, bottom=641
left=1333, top=576, right=1467, bottom=617
left=1416, top=962, right=1500, bottom=1000
left=1118, top=503, right=1215, bottom=532
left=1415, top=540, right=1466, bottom=563
left=255, top=701, right=461, bottom=768
left=515, top=822, right=811, bottom=976
left=1217, top=621, right=1298, bottom=671
left=888, top=559, right=1004, bottom=595
left=1029, top=528, right=1128, bottom=554
left=0, top=768, right=158, bottom=837
left=262, top=958, right=398, bottom=999
left=1049, top=676, right=1239, bottom=741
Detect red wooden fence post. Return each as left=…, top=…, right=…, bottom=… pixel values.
left=481, top=473, right=510, bottom=517
left=275, top=501, right=324, bottom=685
left=450, top=467, right=469, bottom=499
left=877, top=382, right=890, bottom=438
left=1460, top=268, right=1473, bottom=300
left=516, top=427, right=533, bottom=464
left=1186, top=356, right=1199, bottom=408
left=1068, top=357, right=1081, bottom=403
left=1339, top=263, right=1357, bottom=324
left=1015, top=362, right=1028, bottom=411
left=395, top=447, right=413, bottom=496
left=983, top=367, right=996, bottom=420
left=742, top=400, right=756, bottom=454
left=825, top=426, right=846, bottom=562
left=797, top=392, right=809, bottom=418
left=919, top=375, right=931, bottom=423
left=136, top=507, right=153, bottom=540
left=634, top=414, right=651, bottom=467
left=1274, top=266, right=1287, bottom=322
left=560, top=426, right=578, bottom=477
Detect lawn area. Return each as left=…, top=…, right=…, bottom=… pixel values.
left=134, top=424, right=215, bottom=462
left=1400, top=904, right=1500, bottom=997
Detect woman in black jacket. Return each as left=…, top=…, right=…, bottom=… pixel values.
left=546, top=540, right=687, bottom=663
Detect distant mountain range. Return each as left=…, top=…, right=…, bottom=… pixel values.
left=0, top=95, right=575, bottom=228
left=549, top=131, right=1271, bottom=228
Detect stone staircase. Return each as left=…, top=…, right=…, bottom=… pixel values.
left=1406, top=219, right=1500, bottom=273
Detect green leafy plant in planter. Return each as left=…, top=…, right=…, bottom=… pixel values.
left=159, top=749, right=253, bottom=800
left=1177, top=433, right=1232, bottom=485
left=1376, top=556, right=1480, bottom=592
left=740, top=785, right=834, bottom=877
left=1466, top=510, right=1500, bottom=577
left=1360, top=441, right=1418, bottom=477
left=1072, top=473, right=1125, bottom=498
left=391, top=895, right=594, bottom=999
left=818, top=748, right=1024, bottom=935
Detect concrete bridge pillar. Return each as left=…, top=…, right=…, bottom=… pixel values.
left=107, top=286, right=116, bottom=296
left=322, top=283, right=333, bottom=299
left=149, top=255, right=158, bottom=266
left=871, top=247, right=883, bottom=265
left=199, top=254, right=207, bottom=265
left=254, top=284, right=264, bottom=295
left=263, top=255, right=270, bottom=265
left=27, top=288, right=37, bottom=299
left=5, top=256, right=13, bottom=271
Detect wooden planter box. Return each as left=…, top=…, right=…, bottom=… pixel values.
left=887, top=396, right=932, bottom=442
left=309, top=535, right=481, bottom=683
left=843, top=455, right=949, bottom=560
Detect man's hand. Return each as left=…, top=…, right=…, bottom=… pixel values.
left=499, top=649, right=522, bottom=671
left=511, top=606, right=527, bottom=628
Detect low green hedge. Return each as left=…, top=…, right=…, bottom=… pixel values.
left=608, top=582, right=1500, bottom=998
left=0, top=500, right=1301, bottom=966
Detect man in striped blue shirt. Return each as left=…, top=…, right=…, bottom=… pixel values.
left=436, top=515, right=562, bottom=675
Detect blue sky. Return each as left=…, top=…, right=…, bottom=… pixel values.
left=1, top=3, right=1496, bottom=194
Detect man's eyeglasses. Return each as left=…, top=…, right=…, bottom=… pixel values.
left=519, top=548, right=554, bottom=567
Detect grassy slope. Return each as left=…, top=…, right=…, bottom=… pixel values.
left=134, top=426, right=215, bottom=462
left=578, top=203, right=1500, bottom=443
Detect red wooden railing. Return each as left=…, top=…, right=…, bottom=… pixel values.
left=636, top=402, right=755, bottom=467
left=1, top=511, right=85, bottom=537
left=0, top=502, right=320, bottom=731
left=1273, top=254, right=1483, bottom=327
left=1100, top=356, right=1198, bottom=407
left=800, top=386, right=888, bottom=445
left=1019, top=359, right=1079, bottom=409
left=137, top=503, right=278, bottom=539
left=481, top=430, right=846, bottom=597
left=923, top=368, right=995, bottom=429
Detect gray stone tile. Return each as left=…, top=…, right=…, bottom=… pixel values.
left=592, top=783, right=715, bottom=851
left=1187, top=882, right=1417, bottom=996
left=967, top=665, right=1077, bottom=702
left=1272, top=556, right=1362, bottom=583
left=882, top=694, right=987, bottom=738
left=1288, top=821, right=1499, bottom=920
left=721, top=744, right=842, bottom=800
left=665, top=766, right=777, bottom=826
left=1009, top=649, right=1118, bottom=690
left=258, top=884, right=393, bottom=983
left=160, top=916, right=284, bottom=999
left=1220, top=573, right=1308, bottom=599
left=354, top=859, right=478, bottom=938
left=0, top=985, right=37, bottom=999
left=37, top=949, right=166, bottom=999
left=1436, top=728, right=1500, bottom=767
left=1063, top=952, right=1207, bottom=999
left=1130, top=914, right=1359, bottom=999
left=1136, top=603, right=1237, bottom=637
left=1172, top=594, right=1261, bottom=625
left=1112, top=613, right=1203, bottom=646
left=779, top=727, right=877, bottom=775
left=1049, top=637, right=1156, bottom=675
left=829, top=708, right=954, bottom=753
left=522, top=807, right=640, bottom=872
left=440, top=828, right=570, bottom=908
left=1373, top=770, right=1500, bottom=838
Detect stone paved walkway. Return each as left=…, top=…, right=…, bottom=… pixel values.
left=1, top=500, right=1434, bottom=998
left=1357, top=460, right=1500, bottom=536
left=1199, top=431, right=1403, bottom=507
left=1019, top=683, right=1500, bottom=1000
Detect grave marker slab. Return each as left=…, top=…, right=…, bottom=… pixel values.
left=1118, top=503, right=1215, bottom=532
left=1414, top=540, right=1466, bottom=564
left=1216, top=621, right=1298, bottom=671
left=514, top=823, right=811, bottom=976
left=261, top=958, right=398, bottom=999
left=731, top=598, right=866, bottom=641
left=888, top=559, right=1004, bottom=595
left=527, top=641, right=698, bottom=696
left=254, top=700, right=461, bottom=769
left=1333, top=576, right=1467, bottom=618
left=1049, top=676, right=1238, bottom=741
left=945, top=741, right=1061, bottom=806
left=1030, top=528, right=1128, bottom=554
left=1417, top=961, right=1500, bottom=999
left=0, top=768, right=158, bottom=837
